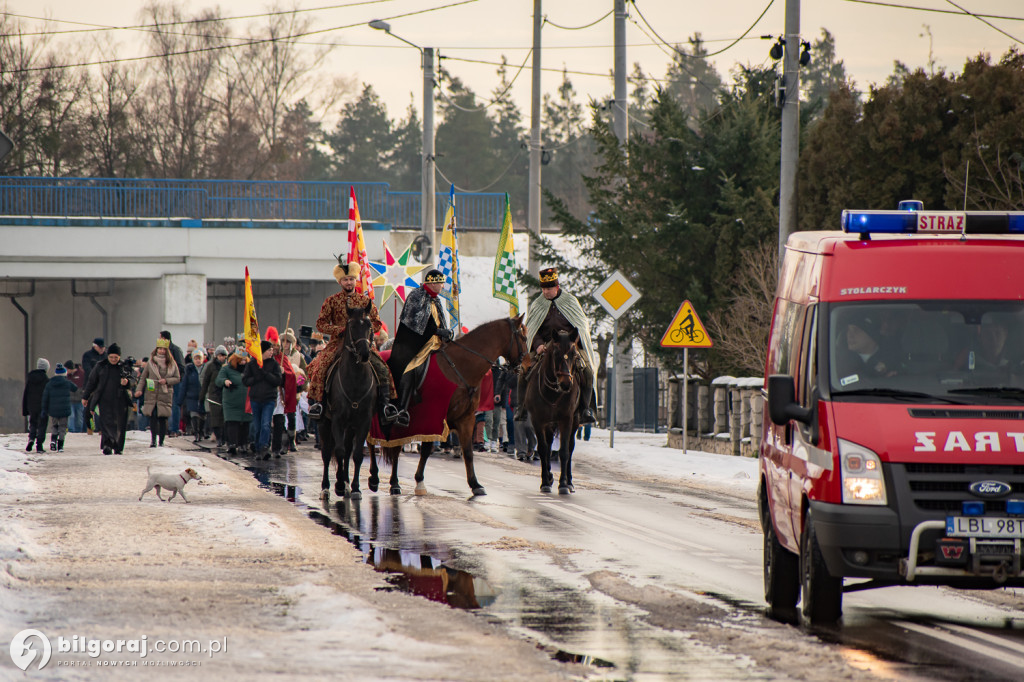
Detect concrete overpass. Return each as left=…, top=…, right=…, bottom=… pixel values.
left=0, top=176, right=519, bottom=432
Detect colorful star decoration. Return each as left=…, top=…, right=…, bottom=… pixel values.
left=368, top=241, right=428, bottom=305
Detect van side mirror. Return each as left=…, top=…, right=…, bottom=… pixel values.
left=767, top=374, right=813, bottom=426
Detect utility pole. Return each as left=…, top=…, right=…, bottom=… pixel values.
left=778, top=0, right=800, bottom=264
left=611, top=0, right=631, bottom=433
left=527, top=0, right=542, bottom=279
left=422, top=47, right=436, bottom=253
left=613, top=0, right=628, bottom=141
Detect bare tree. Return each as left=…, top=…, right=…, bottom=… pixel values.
left=137, top=1, right=227, bottom=178
left=82, top=59, right=145, bottom=177
left=706, top=241, right=777, bottom=376
left=1, top=15, right=88, bottom=175
left=227, top=5, right=345, bottom=179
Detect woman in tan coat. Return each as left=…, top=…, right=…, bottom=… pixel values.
left=134, top=340, right=181, bottom=447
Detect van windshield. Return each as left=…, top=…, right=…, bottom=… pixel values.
left=828, top=301, right=1024, bottom=403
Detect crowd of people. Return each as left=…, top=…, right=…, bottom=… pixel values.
left=21, top=328, right=336, bottom=458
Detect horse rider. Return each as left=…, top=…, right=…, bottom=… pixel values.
left=306, top=259, right=398, bottom=424
left=387, top=269, right=453, bottom=428
left=516, top=266, right=597, bottom=425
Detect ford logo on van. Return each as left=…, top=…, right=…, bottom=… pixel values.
left=969, top=481, right=1012, bottom=498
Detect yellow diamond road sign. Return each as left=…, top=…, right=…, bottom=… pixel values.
left=593, top=271, right=640, bottom=320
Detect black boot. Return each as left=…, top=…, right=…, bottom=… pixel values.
left=49, top=436, right=57, bottom=451
left=150, top=433, right=157, bottom=448
left=26, top=439, right=33, bottom=452
left=576, top=370, right=597, bottom=425
left=379, top=385, right=399, bottom=426
left=35, top=439, right=44, bottom=453
left=287, top=430, right=297, bottom=453
left=57, top=439, right=64, bottom=453
left=393, top=373, right=416, bottom=428
left=191, top=417, right=201, bottom=442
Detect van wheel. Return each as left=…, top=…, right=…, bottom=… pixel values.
left=800, top=509, right=843, bottom=624
left=763, top=518, right=800, bottom=624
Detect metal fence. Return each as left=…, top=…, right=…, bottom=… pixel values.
left=0, top=176, right=506, bottom=229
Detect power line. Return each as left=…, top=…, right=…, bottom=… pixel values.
left=632, top=0, right=775, bottom=59
left=629, top=16, right=719, bottom=95
left=1, top=0, right=400, bottom=37
left=942, top=0, right=1023, bottom=45
left=436, top=49, right=533, bottom=113
left=841, top=0, right=1024, bottom=22
left=442, top=54, right=667, bottom=84
left=1, top=0, right=479, bottom=75
left=544, top=9, right=614, bottom=32
left=435, top=149, right=524, bottom=193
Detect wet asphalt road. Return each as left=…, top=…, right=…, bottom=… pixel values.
left=210, top=441, right=1024, bottom=681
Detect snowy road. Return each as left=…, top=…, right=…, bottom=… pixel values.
left=233, top=430, right=1024, bottom=680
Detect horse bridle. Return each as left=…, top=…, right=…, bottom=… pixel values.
left=541, top=338, right=578, bottom=394
left=449, top=318, right=527, bottom=370
left=336, top=317, right=376, bottom=409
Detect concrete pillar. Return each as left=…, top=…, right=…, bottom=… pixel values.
left=750, top=392, right=764, bottom=450
left=615, top=339, right=633, bottom=429
left=741, top=388, right=753, bottom=439
left=697, top=384, right=711, bottom=434
left=729, top=385, right=742, bottom=457
left=711, top=376, right=734, bottom=435
left=163, top=274, right=207, bottom=347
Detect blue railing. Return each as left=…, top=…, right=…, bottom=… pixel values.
left=0, top=177, right=505, bottom=230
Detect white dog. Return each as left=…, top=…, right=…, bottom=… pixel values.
left=139, top=466, right=202, bottom=503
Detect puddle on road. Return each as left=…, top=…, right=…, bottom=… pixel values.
left=230, top=453, right=629, bottom=674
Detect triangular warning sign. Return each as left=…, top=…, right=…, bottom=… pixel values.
left=660, top=300, right=713, bottom=348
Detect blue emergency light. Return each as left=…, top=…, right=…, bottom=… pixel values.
left=1007, top=499, right=1024, bottom=516
left=841, top=201, right=1024, bottom=235
left=962, top=501, right=986, bottom=516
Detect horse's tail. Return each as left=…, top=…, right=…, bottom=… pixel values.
left=381, top=445, right=401, bottom=471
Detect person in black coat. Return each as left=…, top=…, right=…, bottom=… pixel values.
left=243, top=341, right=282, bottom=457
left=41, top=363, right=77, bottom=452
left=81, top=343, right=136, bottom=455
left=22, top=358, right=50, bottom=452
left=387, top=270, right=452, bottom=427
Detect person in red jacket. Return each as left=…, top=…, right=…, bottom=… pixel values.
left=266, top=326, right=299, bottom=456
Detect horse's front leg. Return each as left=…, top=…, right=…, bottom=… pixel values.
left=558, top=417, right=577, bottom=494
left=413, top=442, right=433, bottom=496
left=348, top=430, right=366, bottom=500
left=536, top=423, right=554, bottom=493
left=320, top=432, right=332, bottom=499
left=367, top=442, right=380, bottom=493
left=455, top=419, right=485, bottom=496
left=388, top=446, right=402, bottom=495
left=333, top=422, right=348, bottom=497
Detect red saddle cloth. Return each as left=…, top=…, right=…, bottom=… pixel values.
left=368, top=351, right=458, bottom=447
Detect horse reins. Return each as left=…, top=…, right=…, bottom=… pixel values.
left=337, top=319, right=376, bottom=409
left=441, top=318, right=526, bottom=393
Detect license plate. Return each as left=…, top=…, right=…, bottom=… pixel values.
left=946, top=516, right=1024, bottom=538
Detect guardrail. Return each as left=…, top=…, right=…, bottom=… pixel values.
left=0, top=177, right=506, bottom=229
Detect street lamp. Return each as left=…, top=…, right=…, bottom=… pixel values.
left=370, top=19, right=435, bottom=262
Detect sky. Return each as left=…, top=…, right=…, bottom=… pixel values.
left=5, top=0, right=1022, bottom=124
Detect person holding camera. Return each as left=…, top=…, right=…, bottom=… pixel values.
left=81, top=343, right=137, bottom=455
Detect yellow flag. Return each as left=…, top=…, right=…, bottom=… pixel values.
left=244, top=267, right=263, bottom=367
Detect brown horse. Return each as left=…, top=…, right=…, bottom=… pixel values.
left=522, top=328, right=582, bottom=494
left=381, top=315, right=527, bottom=497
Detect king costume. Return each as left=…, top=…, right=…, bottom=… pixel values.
left=306, top=261, right=397, bottom=422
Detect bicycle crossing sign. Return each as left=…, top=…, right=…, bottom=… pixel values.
left=593, top=270, right=641, bottom=320
left=660, top=300, right=713, bottom=348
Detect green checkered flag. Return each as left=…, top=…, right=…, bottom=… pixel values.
left=492, top=193, right=519, bottom=316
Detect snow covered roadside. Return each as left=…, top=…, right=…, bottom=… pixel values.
left=0, top=432, right=579, bottom=680
left=571, top=428, right=759, bottom=499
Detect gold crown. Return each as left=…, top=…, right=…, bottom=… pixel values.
left=424, top=271, right=446, bottom=284
left=539, top=269, right=558, bottom=283
left=156, top=338, right=170, bottom=349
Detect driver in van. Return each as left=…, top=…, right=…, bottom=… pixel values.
left=836, top=312, right=902, bottom=383
left=954, top=317, right=1023, bottom=373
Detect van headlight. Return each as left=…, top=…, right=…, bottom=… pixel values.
left=839, top=438, right=888, bottom=505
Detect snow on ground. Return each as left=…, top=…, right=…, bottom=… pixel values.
left=574, top=428, right=759, bottom=496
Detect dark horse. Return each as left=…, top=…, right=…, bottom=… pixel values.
left=320, top=304, right=382, bottom=500
left=380, top=316, right=527, bottom=497
left=523, top=328, right=582, bottom=494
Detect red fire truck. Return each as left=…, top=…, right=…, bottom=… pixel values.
left=761, top=202, right=1024, bottom=624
